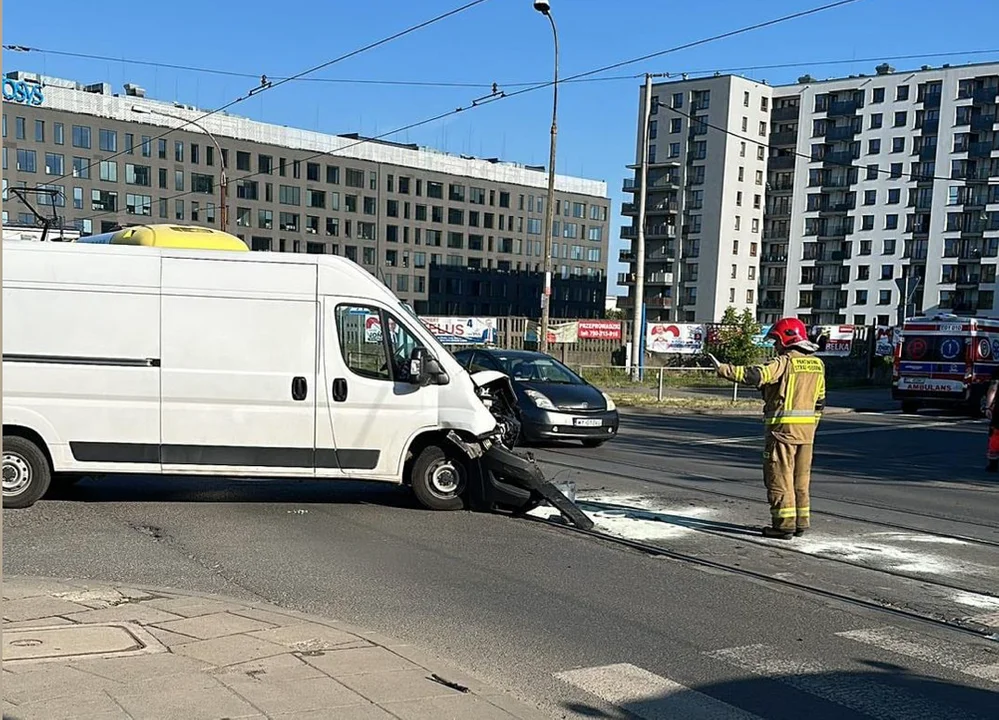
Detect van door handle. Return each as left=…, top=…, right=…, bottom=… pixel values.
left=292, top=376, right=308, bottom=401
left=332, top=378, right=348, bottom=403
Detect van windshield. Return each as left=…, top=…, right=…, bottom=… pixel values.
left=900, top=334, right=966, bottom=363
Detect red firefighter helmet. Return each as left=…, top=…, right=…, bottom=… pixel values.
left=767, top=317, right=809, bottom=349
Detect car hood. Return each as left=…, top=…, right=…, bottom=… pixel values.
left=516, top=380, right=608, bottom=411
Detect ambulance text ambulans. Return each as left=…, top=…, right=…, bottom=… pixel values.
left=892, top=313, right=999, bottom=415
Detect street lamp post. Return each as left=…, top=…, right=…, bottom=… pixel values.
left=535, top=0, right=559, bottom=355
left=131, top=106, right=229, bottom=233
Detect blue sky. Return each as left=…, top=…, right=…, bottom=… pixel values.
left=4, top=0, right=998, bottom=294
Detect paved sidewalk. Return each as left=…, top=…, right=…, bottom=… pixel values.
left=2, top=576, right=550, bottom=720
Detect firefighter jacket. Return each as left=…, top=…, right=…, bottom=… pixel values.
left=717, top=350, right=826, bottom=444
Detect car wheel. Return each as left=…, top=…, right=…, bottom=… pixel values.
left=581, top=439, right=607, bottom=448
left=2, top=435, right=52, bottom=509
left=410, top=445, right=466, bottom=511
left=901, top=400, right=920, bottom=415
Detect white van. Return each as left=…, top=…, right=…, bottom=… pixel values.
left=2, top=242, right=544, bottom=513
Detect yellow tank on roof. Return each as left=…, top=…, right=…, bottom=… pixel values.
left=76, top=224, right=249, bottom=252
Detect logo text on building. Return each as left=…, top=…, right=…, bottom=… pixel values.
left=2, top=79, right=44, bottom=106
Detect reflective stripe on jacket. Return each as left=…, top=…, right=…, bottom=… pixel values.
left=718, top=350, right=826, bottom=444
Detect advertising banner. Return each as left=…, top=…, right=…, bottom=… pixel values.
left=524, top=321, right=579, bottom=344
left=364, top=314, right=383, bottom=343
left=753, top=324, right=776, bottom=348
left=646, top=323, right=706, bottom=354
left=874, top=326, right=900, bottom=357
left=577, top=320, right=623, bottom=341
left=809, top=325, right=854, bottom=356
left=420, top=316, right=497, bottom=345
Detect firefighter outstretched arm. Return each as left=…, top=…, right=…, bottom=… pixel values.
left=708, top=354, right=787, bottom=390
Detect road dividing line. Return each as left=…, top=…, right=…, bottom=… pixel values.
left=838, top=626, right=999, bottom=684
left=553, top=662, right=763, bottom=720
left=705, top=643, right=977, bottom=720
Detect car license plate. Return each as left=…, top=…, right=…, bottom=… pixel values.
left=574, top=418, right=602, bottom=427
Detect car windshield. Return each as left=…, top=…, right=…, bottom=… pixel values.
left=494, top=354, right=583, bottom=384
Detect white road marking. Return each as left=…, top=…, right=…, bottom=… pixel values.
left=553, top=662, right=763, bottom=720
left=838, top=626, right=999, bottom=684
left=706, top=643, right=978, bottom=720
left=689, top=419, right=977, bottom=445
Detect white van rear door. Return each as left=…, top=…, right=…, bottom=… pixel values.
left=320, top=297, right=438, bottom=479
left=160, top=257, right=318, bottom=476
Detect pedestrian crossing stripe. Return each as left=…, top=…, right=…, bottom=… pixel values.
left=837, top=626, right=999, bottom=684
left=554, top=662, right=763, bottom=720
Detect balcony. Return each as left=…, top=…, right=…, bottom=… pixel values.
left=974, top=86, right=999, bottom=104
left=971, top=115, right=997, bottom=132
left=648, top=200, right=679, bottom=214
left=620, top=226, right=637, bottom=240
left=818, top=250, right=851, bottom=262
left=822, top=151, right=858, bottom=167
left=621, top=202, right=637, bottom=215
left=825, top=125, right=858, bottom=141
left=916, top=118, right=939, bottom=134
left=970, top=141, right=998, bottom=159
left=617, top=272, right=635, bottom=285
left=918, top=145, right=938, bottom=161
left=771, top=130, right=798, bottom=146
left=769, top=155, right=796, bottom=170
left=646, top=297, right=673, bottom=309
left=771, top=105, right=800, bottom=122
left=623, top=178, right=638, bottom=192
left=763, top=254, right=788, bottom=264
left=619, top=250, right=635, bottom=263
left=646, top=272, right=674, bottom=286
left=760, top=298, right=784, bottom=309
left=647, top=248, right=673, bottom=261
left=820, top=176, right=855, bottom=189
left=827, top=99, right=862, bottom=116
left=647, top=223, right=676, bottom=239
left=817, top=202, right=855, bottom=214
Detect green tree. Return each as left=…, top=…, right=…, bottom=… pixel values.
left=710, top=306, right=763, bottom=366
left=604, top=308, right=624, bottom=320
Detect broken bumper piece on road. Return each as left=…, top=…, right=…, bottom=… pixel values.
left=469, top=443, right=594, bottom=531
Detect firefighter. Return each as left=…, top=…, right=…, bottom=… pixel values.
left=984, top=366, right=999, bottom=472
left=708, top=317, right=826, bottom=539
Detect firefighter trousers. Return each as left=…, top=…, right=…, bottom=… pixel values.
left=762, top=437, right=813, bottom=532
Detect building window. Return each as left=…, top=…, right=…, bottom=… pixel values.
left=236, top=151, right=251, bottom=171
left=448, top=208, right=464, bottom=225
left=54, top=122, right=65, bottom=145
left=896, top=85, right=909, bottom=101
left=72, top=125, right=91, bottom=149
left=126, top=193, right=152, bottom=216
left=280, top=212, right=300, bottom=231
left=345, top=168, right=365, bottom=188
left=175, top=141, right=184, bottom=162
left=326, top=165, right=340, bottom=184
left=99, top=128, right=117, bottom=152
left=175, top=170, right=184, bottom=191
left=879, top=290, right=892, bottom=305
left=91, top=189, right=117, bottom=212
left=307, top=189, right=326, bottom=209
left=99, top=160, right=117, bottom=182
left=870, top=113, right=883, bottom=130
left=307, top=162, right=321, bottom=182
left=279, top=184, right=301, bottom=205
left=44, top=152, right=64, bottom=176
left=125, top=163, right=151, bottom=186
left=881, top=264, right=894, bottom=280
left=190, top=143, right=199, bottom=164
left=34, top=119, right=45, bottom=142
left=363, top=197, right=377, bottom=215
left=449, top=183, right=465, bottom=202
left=892, top=137, right=905, bottom=153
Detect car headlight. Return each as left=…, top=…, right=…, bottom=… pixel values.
left=524, top=389, right=556, bottom=410
left=601, top=391, right=616, bottom=411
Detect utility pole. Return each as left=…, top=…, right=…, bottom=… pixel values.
left=536, top=1, right=559, bottom=355
left=630, top=74, right=653, bottom=378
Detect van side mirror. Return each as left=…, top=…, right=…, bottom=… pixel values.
left=409, top=348, right=448, bottom=386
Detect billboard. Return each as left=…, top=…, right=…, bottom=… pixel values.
left=874, top=326, right=899, bottom=357
left=577, top=320, right=623, bottom=341
left=420, top=317, right=497, bottom=345
left=524, top=321, right=579, bottom=344
left=647, top=323, right=706, bottom=354
left=809, top=325, right=854, bottom=356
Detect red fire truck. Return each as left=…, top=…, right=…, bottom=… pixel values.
left=892, top=313, right=999, bottom=415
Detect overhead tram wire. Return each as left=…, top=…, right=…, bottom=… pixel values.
left=28, top=0, right=493, bottom=189
left=6, top=45, right=999, bottom=90
left=75, top=0, right=867, bottom=225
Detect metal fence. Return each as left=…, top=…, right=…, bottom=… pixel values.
left=576, top=365, right=744, bottom=403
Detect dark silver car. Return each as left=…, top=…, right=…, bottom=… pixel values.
left=453, top=349, right=619, bottom=447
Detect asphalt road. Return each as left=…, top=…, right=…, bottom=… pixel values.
left=4, top=408, right=998, bottom=719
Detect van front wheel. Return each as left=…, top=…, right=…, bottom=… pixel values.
left=410, top=445, right=466, bottom=511
left=2, top=435, right=52, bottom=509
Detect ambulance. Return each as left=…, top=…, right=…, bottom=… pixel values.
left=891, top=313, right=999, bottom=415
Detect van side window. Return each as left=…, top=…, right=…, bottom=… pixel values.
left=335, top=305, right=391, bottom=381
left=335, top=305, right=424, bottom=382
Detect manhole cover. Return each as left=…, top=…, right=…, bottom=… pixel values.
left=3, top=623, right=166, bottom=664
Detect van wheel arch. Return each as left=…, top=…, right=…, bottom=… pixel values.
left=403, top=431, right=474, bottom=512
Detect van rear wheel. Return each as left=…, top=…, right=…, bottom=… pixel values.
left=2, top=435, right=52, bottom=509
left=410, top=445, right=466, bottom=511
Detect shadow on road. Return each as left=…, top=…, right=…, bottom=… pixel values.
left=41, top=475, right=420, bottom=509
left=559, top=667, right=998, bottom=720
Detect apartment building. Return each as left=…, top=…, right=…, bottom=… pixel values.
left=623, top=61, right=999, bottom=326
left=620, top=74, right=773, bottom=322
left=2, top=71, right=611, bottom=317
left=765, top=62, right=999, bottom=326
